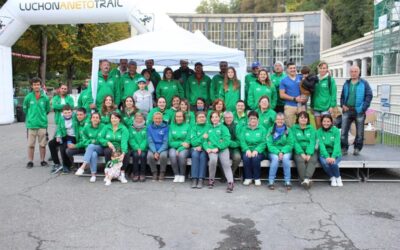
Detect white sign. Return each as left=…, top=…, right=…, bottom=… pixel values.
left=380, top=84, right=391, bottom=112
left=0, top=16, right=14, bottom=36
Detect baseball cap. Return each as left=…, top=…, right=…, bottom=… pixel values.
left=251, top=61, right=261, bottom=68
left=136, top=77, right=146, bottom=83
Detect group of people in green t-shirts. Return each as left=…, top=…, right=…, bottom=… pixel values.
left=23, top=59, right=349, bottom=192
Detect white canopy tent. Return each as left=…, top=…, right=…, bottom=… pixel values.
left=91, top=27, right=247, bottom=101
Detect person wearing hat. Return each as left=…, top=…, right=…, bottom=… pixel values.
left=270, top=61, right=286, bottom=113
left=185, top=62, right=211, bottom=107
left=133, top=77, right=153, bottom=116
left=245, top=61, right=261, bottom=108
left=120, top=60, right=142, bottom=106
left=174, top=59, right=194, bottom=92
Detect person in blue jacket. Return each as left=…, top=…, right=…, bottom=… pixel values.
left=147, top=112, right=169, bottom=181
left=340, top=65, right=373, bottom=156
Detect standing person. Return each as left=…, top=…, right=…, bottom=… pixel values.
left=169, top=111, right=191, bottom=183
left=220, top=66, right=241, bottom=112
left=147, top=112, right=169, bottom=181
left=92, top=60, right=120, bottom=110
left=210, top=61, right=228, bottom=102
left=223, top=111, right=242, bottom=179
left=245, top=61, right=261, bottom=106
left=74, top=112, right=104, bottom=182
left=23, top=77, right=50, bottom=169
left=178, top=99, right=195, bottom=125
left=98, top=112, right=130, bottom=183
left=52, top=83, right=75, bottom=126
left=141, top=69, right=156, bottom=102
left=340, top=65, right=373, bottom=156
left=134, top=77, right=153, bottom=116
left=156, top=67, right=184, bottom=108
left=318, top=114, right=343, bottom=187
left=141, top=59, right=161, bottom=90
left=186, top=62, right=211, bottom=107
left=203, top=112, right=234, bottom=193
left=270, top=61, right=286, bottom=113
left=109, top=59, right=128, bottom=79
left=311, top=62, right=337, bottom=129
left=279, top=62, right=306, bottom=127
left=77, top=78, right=93, bottom=113
left=128, top=112, right=148, bottom=182
left=267, top=113, right=294, bottom=190
left=190, top=112, right=209, bottom=189
left=240, top=111, right=267, bottom=186
left=121, top=96, right=137, bottom=128
left=256, top=96, right=276, bottom=132
left=146, top=97, right=172, bottom=124
left=256, top=96, right=276, bottom=131
left=248, top=69, right=277, bottom=111
left=233, top=100, right=247, bottom=130
left=100, top=95, right=118, bottom=125
left=174, top=59, right=194, bottom=92
left=291, top=111, right=318, bottom=189
left=120, top=60, right=141, bottom=106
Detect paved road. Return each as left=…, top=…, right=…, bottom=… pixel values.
left=1, top=121, right=400, bottom=250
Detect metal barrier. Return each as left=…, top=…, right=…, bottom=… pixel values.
left=373, top=111, right=400, bottom=147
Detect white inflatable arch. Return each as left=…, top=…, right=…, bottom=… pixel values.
left=0, top=0, right=152, bottom=124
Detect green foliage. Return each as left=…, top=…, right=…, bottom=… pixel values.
left=11, top=23, right=130, bottom=82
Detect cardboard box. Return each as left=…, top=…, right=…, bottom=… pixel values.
left=364, top=130, right=377, bottom=145
left=365, top=109, right=377, bottom=125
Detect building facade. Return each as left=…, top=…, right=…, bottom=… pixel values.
left=169, top=11, right=331, bottom=68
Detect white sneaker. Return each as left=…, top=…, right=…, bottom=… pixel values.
left=89, top=176, right=96, bottom=183
left=103, top=177, right=107, bottom=182
left=330, top=177, right=337, bottom=187
left=75, top=168, right=84, bottom=176
left=118, top=175, right=128, bottom=184
left=243, top=179, right=252, bottom=186
left=105, top=179, right=111, bottom=186
left=301, top=178, right=310, bottom=188
left=173, top=175, right=179, bottom=183
left=336, top=176, right=343, bottom=187
left=179, top=175, right=185, bottom=183
left=254, top=179, right=261, bottom=186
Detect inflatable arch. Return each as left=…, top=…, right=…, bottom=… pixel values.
left=0, top=0, right=152, bottom=124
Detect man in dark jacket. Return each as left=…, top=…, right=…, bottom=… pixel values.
left=173, top=59, right=194, bottom=91
left=340, top=65, right=373, bottom=156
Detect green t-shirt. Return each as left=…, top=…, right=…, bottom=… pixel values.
left=347, top=82, right=357, bottom=107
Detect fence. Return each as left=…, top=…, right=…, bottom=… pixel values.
left=372, top=110, right=400, bottom=147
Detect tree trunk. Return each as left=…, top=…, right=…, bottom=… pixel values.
left=38, top=26, right=47, bottom=85
left=66, top=63, right=74, bottom=94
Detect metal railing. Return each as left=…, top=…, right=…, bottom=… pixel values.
left=372, top=111, right=400, bottom=147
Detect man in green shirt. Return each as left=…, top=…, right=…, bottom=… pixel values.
left=185, top=62, right=211, bottom=107
left=120, top=61, right=141, bottom=105
left=210, top=61, right=228, bottom=102
left=245, top=61, right=261, bottom=108
left=270, top=61, right=286, bottom=113
left=91, top=60, right=120, bottom=110
left=77, top=78, right=93, bottom=113
left=52, top=83, right=75, bottom=126
left=23, top=77, right=50, bottom=169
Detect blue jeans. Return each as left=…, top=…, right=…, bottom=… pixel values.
left=191, top=149, right=207, bottom=179
left=341, top=110, right=366, bottom=151
left=242, top=153, right=264, bottom=180
left=268, top=153, right=292, bottom=184
left=83, top=144, right=104, bottom=174
left=319, top=156, right=342, bottom=178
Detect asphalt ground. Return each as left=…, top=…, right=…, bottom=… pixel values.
left=1, top=117, right=400, bottom=250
